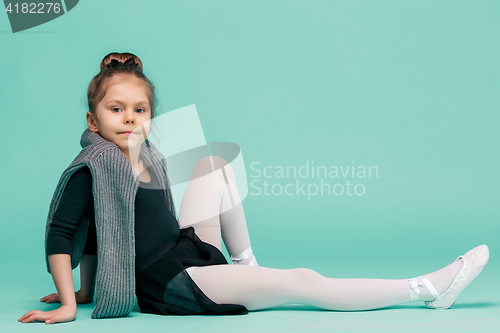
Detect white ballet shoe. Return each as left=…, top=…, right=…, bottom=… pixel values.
left=425, top=244, right=490, bottom=309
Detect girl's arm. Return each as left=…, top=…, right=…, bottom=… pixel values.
left=42, top=166, right=98, bottom=304
left=19, top=254, right=77, bottom=324
left=39, top=254, right=97, bottom=304
left=78, top=254, right=97, bottom=302
left=20, top=167, right=95, bottom=323
left=48, top=254, right=77, bottom=308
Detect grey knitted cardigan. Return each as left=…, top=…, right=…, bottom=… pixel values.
left=44, top=128, right=176, bottom=319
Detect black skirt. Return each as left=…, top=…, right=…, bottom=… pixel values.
left=135, top=226, right=249, bottom=315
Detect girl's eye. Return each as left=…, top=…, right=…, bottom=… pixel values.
left=111, top=108, right=147, bottom=113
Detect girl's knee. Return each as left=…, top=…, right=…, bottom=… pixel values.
left=292, top=268, right=321, bottom=284
left=192, top=156, right=231, bottom=178
left=189, top=156, right=234, bottom=182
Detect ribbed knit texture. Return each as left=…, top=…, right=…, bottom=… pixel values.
left=44, top=129, right=176, bottom=319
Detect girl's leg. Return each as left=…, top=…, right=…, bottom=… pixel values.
left=187, top=259, right=463, bottom=311
left=177, top=156, right=258, bottom=265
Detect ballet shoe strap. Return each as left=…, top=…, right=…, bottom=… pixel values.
left=408, top=276, right=440, bottom=302
left=419, top=276, right=440, bottom=299
left=230, top=247, right=258, bottom=265
left=408, top=277, right=423, bottom=301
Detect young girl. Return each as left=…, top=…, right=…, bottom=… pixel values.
left=19, top=52, right=490, bottom=325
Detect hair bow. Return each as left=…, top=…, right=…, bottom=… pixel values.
left=106, top=57, right=138, bottom=69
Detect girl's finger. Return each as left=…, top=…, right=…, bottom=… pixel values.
left=19, top=311, right=34, bottom=321
left=21, top=313, right=36, bottom=323
left=42, top=296, right=55, bottom=303
left=28, top=312, right=50, bottom=323
left=41, top=293, right=56, bottom=300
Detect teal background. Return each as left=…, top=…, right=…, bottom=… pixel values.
left=1, top=0, right=499, bottom=332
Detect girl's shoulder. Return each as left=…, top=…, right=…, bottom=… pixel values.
left=67, top=165, right=92, bottom=187
left=67, top=144, right=123, bottom=174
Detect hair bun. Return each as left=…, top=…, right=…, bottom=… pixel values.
left=100, top=52, right=143, bottom=72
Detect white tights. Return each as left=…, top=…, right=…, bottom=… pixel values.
left=177, top=155, right=257, bottom=265
left=177, top=156, right=463, bottom=311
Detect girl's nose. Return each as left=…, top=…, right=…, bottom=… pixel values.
left=123, top=110, right=136, bottom=123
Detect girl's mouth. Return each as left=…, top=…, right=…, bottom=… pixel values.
left=119, top=132, right=138, bottom=136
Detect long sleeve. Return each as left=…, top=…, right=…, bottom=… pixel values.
left=46, top=166, right=97, bottom=256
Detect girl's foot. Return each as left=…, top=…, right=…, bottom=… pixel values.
left=408, top=245, right=489, bottom=307
left=416, top=260, right=463, bottom=301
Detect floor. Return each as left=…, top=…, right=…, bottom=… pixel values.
left=4, top=258, right=499, bottom=333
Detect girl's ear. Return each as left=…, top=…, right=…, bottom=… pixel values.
left=86, top=111, right=98, bottom=132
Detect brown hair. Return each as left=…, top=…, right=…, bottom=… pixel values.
left=86, top=52, right=162, bottom=144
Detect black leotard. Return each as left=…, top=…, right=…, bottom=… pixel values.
left=46, top=165, right=248, bottom=315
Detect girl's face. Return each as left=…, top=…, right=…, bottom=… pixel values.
left=88, top=75, right=152, bottom=154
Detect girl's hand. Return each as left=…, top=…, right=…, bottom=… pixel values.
left=40, top=290, right=92, bottom=304
left=40, top=292, right=60, bottom=304
left=18, top=304, right=76, bottom=324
